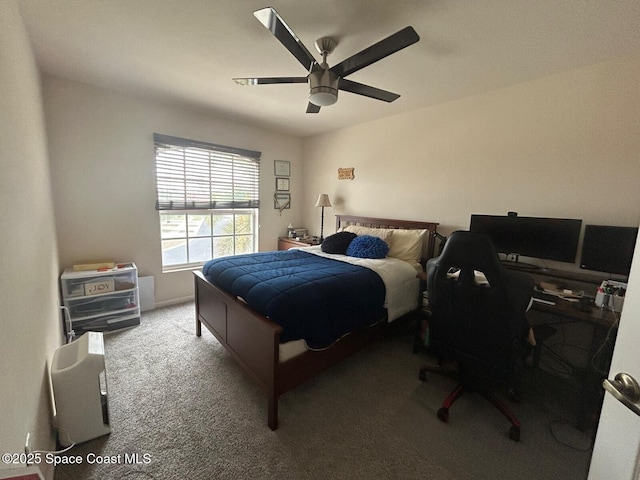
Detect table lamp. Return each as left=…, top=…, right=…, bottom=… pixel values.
left=315, top=194, right=332, bottom=242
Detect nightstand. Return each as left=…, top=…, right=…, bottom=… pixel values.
left=278, top=237, right=318, bottom=250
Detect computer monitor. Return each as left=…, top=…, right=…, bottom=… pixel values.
left=469, top=214, right=582, bottom=264
left=580, top=225, right=638, bottom=276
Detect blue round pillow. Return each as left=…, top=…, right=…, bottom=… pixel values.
left=346, top=235, right=389, bottom=259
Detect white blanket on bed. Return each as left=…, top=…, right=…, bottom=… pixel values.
left=296, top=245, right=420, bottom=322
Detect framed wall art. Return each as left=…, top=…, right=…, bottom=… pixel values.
left=276, top=177, right=290, bottom=191
left=338, top=167, right=355, bottom=180
left=274, top=193, right=291, bottom=212
left=274, top=160, right=290, bottom=176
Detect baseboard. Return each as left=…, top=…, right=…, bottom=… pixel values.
left=153, top=296, right=195, bottom=309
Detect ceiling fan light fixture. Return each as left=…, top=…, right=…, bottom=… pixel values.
left=308, top=69, right=339, bottom=106
left=309, top=89, right=338, bottom=107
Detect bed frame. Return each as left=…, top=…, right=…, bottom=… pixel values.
left=194, top=214, right=439, bottom=429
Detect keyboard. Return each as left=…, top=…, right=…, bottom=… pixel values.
left=532, top=289, right=558, bottom=305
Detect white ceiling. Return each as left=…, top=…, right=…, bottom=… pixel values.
left=17, top=0, right=640, bottom=138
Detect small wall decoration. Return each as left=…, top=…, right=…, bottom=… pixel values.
left=274, top=193, right=291, bottom=214
left=276, top=177, right=290, bottom=191
left=274, top=160, right=290, bottom=176
left=338, top=167, right=355, bottom=180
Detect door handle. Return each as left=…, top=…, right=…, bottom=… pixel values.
left=603, top=372, right=640, bottom=417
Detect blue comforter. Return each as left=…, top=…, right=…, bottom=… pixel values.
left=202, top=249, right=386, bottom=349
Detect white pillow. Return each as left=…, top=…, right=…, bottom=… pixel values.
left=387, top=229, right=427, bottom=265
left=340, top=226, right=427, bottom=266
left=341, top=225, right=393, bottom=244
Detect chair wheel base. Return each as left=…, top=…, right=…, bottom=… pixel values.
left=509, top=425, right=521, bottom=441
left=437, top=407, right=449, bottom=422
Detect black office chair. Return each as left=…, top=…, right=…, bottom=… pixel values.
left=419, top=231, right=534, bottom=441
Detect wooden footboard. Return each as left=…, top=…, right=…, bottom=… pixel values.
left=195, top=215, right=439, bottom=429
left=194, top=270, right=282, bottom=429
left=195, top=270, right=390, bottom=429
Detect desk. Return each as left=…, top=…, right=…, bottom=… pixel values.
left=530, top=297, right=619, bottom=431
left=530, top=297, right=617, bottom=329
left=416, top=265, right=618, bottom=431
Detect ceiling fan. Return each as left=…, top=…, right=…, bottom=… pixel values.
left=233, top=7, right=420, bottom=113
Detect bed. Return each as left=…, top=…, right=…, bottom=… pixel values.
left=194, top=214, right=439, bottom=429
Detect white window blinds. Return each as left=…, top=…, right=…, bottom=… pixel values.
left=154, top=133, right=261, bottom=210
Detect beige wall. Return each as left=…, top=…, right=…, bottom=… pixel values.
left=2, top=8, right=639, bottom=477
left=0, top=2, right=62, bottom=479
left=3, top=4, right=639, bottom=476
left=44, top=77, right=304, bottom=306
left=44, top=56, right=640, bottom=308
left=302, top=57, right=640, bottom=271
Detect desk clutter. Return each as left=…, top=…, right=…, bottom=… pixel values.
left=539, top=280, right=582, bottom=297
left=532, top=280, right=584, bottom=305
left=532, top=278, right=628, bottom=314
left=286, top=224, right=310, bottom=241
left=595, top=280, right=627, bottom=312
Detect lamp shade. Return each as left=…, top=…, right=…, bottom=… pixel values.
left=315, top=194, right=332, bottom=208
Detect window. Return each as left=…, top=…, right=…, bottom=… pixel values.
left=154, top=133, right=260, bottom=271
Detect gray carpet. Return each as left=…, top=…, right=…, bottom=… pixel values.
left=54, top=303, right=592, bottom=480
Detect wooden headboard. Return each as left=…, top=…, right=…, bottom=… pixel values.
left=335, top=215, right=440, bottom=261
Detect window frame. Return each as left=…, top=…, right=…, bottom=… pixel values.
left=159, top=208, right=259, bottom=272
left=153, top=134, right=261, bottom=272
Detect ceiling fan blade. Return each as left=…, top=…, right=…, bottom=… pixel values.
left=330, top=26, right=419, bottom=78
left=253, top=7, right=320, bottom=73
left=306, top=102, right=321, bottom=113
left=339, top=79, right=400, bottom=102
left=234, top=77, right=308, bottom=85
